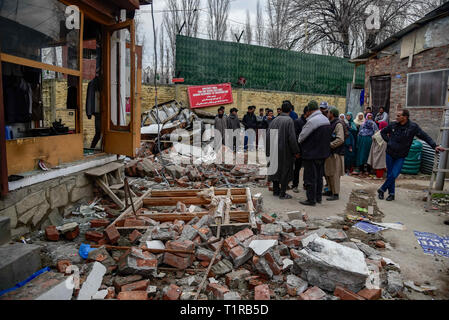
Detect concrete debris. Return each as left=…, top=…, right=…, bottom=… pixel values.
left=249, top=239, right=278, bottom=256
left=77, top=262, right=107, bottom=300
left=293, top=237, right=370, bottom=292
left=386, top=271, right=404, bottom=296
left=13, top=176, right=415, bottom=301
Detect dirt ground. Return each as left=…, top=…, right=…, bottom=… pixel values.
left=254, top=173, right=449, bottom=300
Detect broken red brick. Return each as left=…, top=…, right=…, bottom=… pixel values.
left=343, top=225, right=349, bottom=231
left=246, top=276, right=263, bottom=290
left=261, top=214, right=275, bottom=224
left=200, top=261, right=209, bottom=268
left=123, top=219, right=146, bottom=227
left=117, top=291, right=148, bottom=300
left=299, top=286, right=327, bottom=300
left=223, top=236, right=239, bottom=253
left=121, top=279, right=150, bottom=292
left=163, top=284, right=182, bottom=300
left=375, top=240, right=386, bottom=248
left=283, top=236, right=304, bottom=248
left=263, top=251, right=282, bottom=275
left=56, top=260, right=71, bottom=273
left=357, top=288, right=382, bottom=300
left=234, top=228, right=254, bottom=242
left=90, top=219, right=110, bottom=228
left=163, top=252, right=193, bottom=269
left=334, top=286, right=365, bottom=300
left=104, top=225, right=120, bottom=244
left=85, top=230, right=104, bottom=242
left=165, top=240, right=194, bottom=257
left=114, top=275, right=143, bottom=292
left=229, top=245, right=246, bottom=261
left=128, top=230, right=142, bottom=243
left=206, top=283, right=230, bottom=299
left=45, top=226, right=59, bottom=241
left=254, top=284, right=270, bottom=300
left=105, top=287, right=116, bottom=299
left=63, top=226, right=80, bottom=240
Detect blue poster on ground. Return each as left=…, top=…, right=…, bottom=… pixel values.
left=414, top=231, right=449, bottom=258
left=354, top=221, right=385, bottom=233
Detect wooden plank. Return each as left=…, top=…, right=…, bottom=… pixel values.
left=90, top=244, right=193, bottom=255
left=136, top=211, right=249, bottom=222
left=150, top=188, right=246, bottom=197
left=110, top=189, right=151, bottom=226
left=76, top=11, right=84, bottom=135
left=110, top=183, right=124, bottom=190
left=96, top=178, right=125, bottom=210
left=0, top=53, right=81, bottom=76
left=85, top=162, right=123, bottom=176
left=143, top=195, right=247, bottom=206
left=0, top=51, right=8, bottom=195
left=224, top=189, right=231, bottom=224
left=194, top=239, right=223, bottom=300
left=246, top=187, right=257, bottom=229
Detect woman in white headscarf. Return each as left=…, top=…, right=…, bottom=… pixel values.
left=353, top=112, right=365, bottom=129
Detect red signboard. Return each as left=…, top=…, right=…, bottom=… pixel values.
left=187, top=83, right=233, bottom=109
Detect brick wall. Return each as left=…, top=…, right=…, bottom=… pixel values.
left=44, top=81, right=347, bottom=148
left=141, top=85, right=347, bottom=118
left=364, top=44, right=449, bottom=140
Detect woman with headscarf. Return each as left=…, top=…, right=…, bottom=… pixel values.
left=344, top=112, right=358, bottom=173
left=367, top=121, right=388, bottom=178
left=355, top=113, right=378, bottom=174
left=353, top=112, right=365, bottom=130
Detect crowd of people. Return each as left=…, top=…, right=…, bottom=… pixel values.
left=214, top=100, right=443, bottom=205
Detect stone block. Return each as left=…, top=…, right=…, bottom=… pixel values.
left=180, top=224, right=198, bottom=241
left=15, top=190, right=45, bottom=215
left=0, top=243, right=42, bottom=291
left=76, top=174, right=91, bottom=187
left=0, top=216, right=11, bottom=245
left=48, top=208, right=63, bottom=227
left=31, top=201, right=50, bottom=228
left=49, top=184, right=69, bottom=210
left=324, top=228, right=347, bottom=242
left=289, top=219, right=307, bottom=232
left=195, top=247, right=215, bottom=261
left=70, top=185, right=93, bottom=203
left=18, top=206, right=38, bottom=225
left=293, top=237, right=369, bottom=292
left=260, top=223, right=282, bottom=236
left=0, top=206, right=17, bottom=229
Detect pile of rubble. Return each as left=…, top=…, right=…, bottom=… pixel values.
left=1, top=202, right=410, bottom=300
left=125, top=146, right=266, bottom=190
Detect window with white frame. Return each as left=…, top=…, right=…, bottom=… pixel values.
left=407, top=69, right=449, bottom=107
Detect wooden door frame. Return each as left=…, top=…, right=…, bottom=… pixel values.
left=102, top=19, right=139, bottom=157
left=0, top=53, right=8, bottom=195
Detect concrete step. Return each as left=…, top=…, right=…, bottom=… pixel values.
left=0, top=216, right=11, bottom=245
left=0, top=270, right=73, bottom=300
left=0, top=243, right=42, bottom=291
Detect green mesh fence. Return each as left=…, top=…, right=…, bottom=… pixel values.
left=175, top=35, right=365, bottom=97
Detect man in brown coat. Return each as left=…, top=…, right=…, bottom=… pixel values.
left=324, top=107, right=345, bottom=201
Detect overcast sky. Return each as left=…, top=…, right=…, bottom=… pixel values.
left=137, top=0, right=263, bottom=67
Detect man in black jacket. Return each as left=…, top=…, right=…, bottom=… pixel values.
left=297, top=101, right=332, bottom=206
left=378, top=109, right=444, bottom=201
left=242, top=106, right=258, bottom=151
left=291, top=106, right=311, bottom=193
